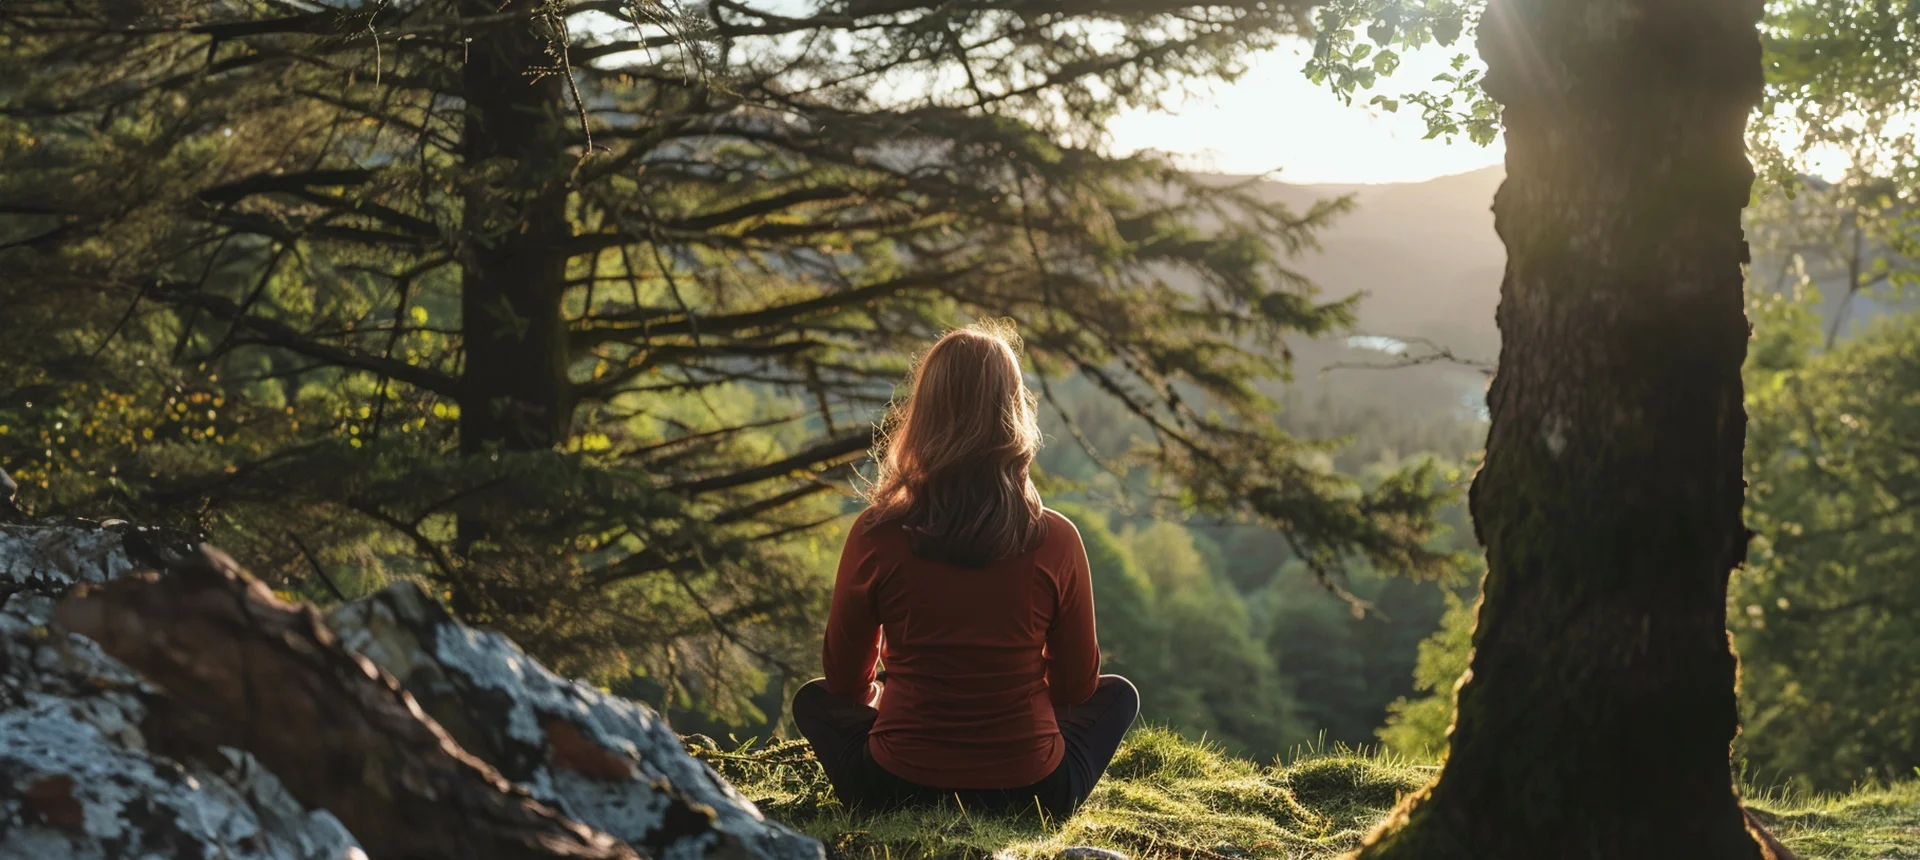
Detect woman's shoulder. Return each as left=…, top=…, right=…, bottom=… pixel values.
left=1039, top=507, right=1084, bottom=548
left=849, top=505, right=910, bottom=546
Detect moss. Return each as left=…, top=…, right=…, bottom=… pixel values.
left=693, top=729, right=1920, bottom=860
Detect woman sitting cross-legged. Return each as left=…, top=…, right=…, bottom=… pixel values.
left=791, top=322, right=1139, bottom=821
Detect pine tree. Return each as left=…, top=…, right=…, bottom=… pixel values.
left=0, top=0, right=1450, bottom=708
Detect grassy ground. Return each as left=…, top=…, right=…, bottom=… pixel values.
left=691, top=727, right=1920, bottom=860
left=1749, top=783, right=1920, bottom=860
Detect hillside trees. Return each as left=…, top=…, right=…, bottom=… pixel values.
left=0, top=0, right=1452, bottom=709
left=1036, top=381, right=1481, bottom=752
left=1353, top=0, right=1779, bottom=855
left=1737, top=302, right=1920, bottom=792
left=1745, top=176, right=1919, bottom=346
left=1031, top=502, right=1307, bottom=758
left=1373, top=587, right=1473, bottom=758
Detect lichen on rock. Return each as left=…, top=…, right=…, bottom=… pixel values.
left=0, top=702, right=359, bottom=860
left=5, top=519, right=822, bottom=860
left=0, top=521, right=364, bottom=860
left=330, top=582, right=824, bottom=860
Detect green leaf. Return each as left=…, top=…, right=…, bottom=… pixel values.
left=1373, top=49, right=1402, bottom=77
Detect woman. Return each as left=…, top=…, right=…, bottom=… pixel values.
left=791, top=322, right=1138, bottom=821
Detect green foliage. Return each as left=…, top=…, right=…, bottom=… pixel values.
left=1375, top=587, right=1475, bottom=758
left=0, top=0, right=1455, bottom=717
left=1052, top=505, right=1305, bottom=759
left=1747, top=171, right=1920, bottom=354
left=695, top=727, right=1920, bottom=860
left=1256, top=560, right=1454, bottom=750
left=1123, top=525, right=1304, bottom=759
left=1305, top=1, right=1496, bottom=145
left=1319, top=0, right=1920, bottom=212
left=1738, top=306, right=1920, bottom=792
left=1035, top=369, right=1481, bottom=756
left=1745, top=279, right=1828, bottom=375
left=1754, top=0, right=1920, bottom=196
left=1044, top=425, right=1480, bottom=758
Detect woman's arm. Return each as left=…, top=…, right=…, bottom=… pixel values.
left=1045, top=519, right=1101, bottom=706
left=822, top=522, right=884, bottom=707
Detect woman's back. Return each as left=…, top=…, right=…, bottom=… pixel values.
left=794, top=323, right=1134, bottom=818
left=823, top=507, right=1097, bottom=790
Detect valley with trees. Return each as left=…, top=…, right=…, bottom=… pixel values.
left=3, top=0, right=1920, bottom=858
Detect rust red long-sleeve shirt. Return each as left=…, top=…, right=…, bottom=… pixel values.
left=821, top=507, right=1100, bottom=790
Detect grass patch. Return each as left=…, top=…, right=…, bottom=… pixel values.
left=1749, top=782, right=1920, bottom=859
left=690, top=729, right=1920, bottom=860
left=692, top=727, right=1428, bottom=860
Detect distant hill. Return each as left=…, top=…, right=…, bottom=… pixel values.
left=1265, top=166, right=1505, bottom=356
left=1237, top=165, right=1918, bottom=427
left=1226, top=167, right=1506, bottom=425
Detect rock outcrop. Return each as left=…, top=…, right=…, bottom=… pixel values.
left=329, top=585, right=821, bottom=860
left=0, top=521, right=360, bottom=860
left=0, top=519, right=824, bottom=860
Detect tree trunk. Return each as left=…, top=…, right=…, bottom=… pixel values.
left=1355, top=1, right=1781, bottom=858
left=458, top=0, right=575, bottom=457
left=453, top=2, right=576, bottom=575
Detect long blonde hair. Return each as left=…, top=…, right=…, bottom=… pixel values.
left=865, top=321, right=1046, bottom=566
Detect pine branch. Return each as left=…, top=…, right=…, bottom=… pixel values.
left=147, top=288, right=462, bottom=398
left=571, top=268, right=972, bottom=348
left=667, top=430, right=872, bottom=496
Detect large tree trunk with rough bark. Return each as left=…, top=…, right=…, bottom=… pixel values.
left=458, top=0, right=575, bottom=457
left=1355, top=1, right=1785, bottom=858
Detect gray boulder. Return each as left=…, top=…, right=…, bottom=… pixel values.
left=0, top=520, right=823, bottom=860
left=330, top=583, right=822, bottom=860
left=0, top=521, right=360, bottom=860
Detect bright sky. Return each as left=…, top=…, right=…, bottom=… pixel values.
left=1106, top=40, right=1505, bottom=186
left=587, top=4, right=1500, bottom=187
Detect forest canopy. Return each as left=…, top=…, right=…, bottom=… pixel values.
left=0, top=0, right=1456, bottom=718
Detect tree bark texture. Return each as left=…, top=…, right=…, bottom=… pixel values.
left=458, top=0, right=576, bottom=456
left=1355, top=1, right=1785, bottom=858
left=53, top=547, right=639, bottom=860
